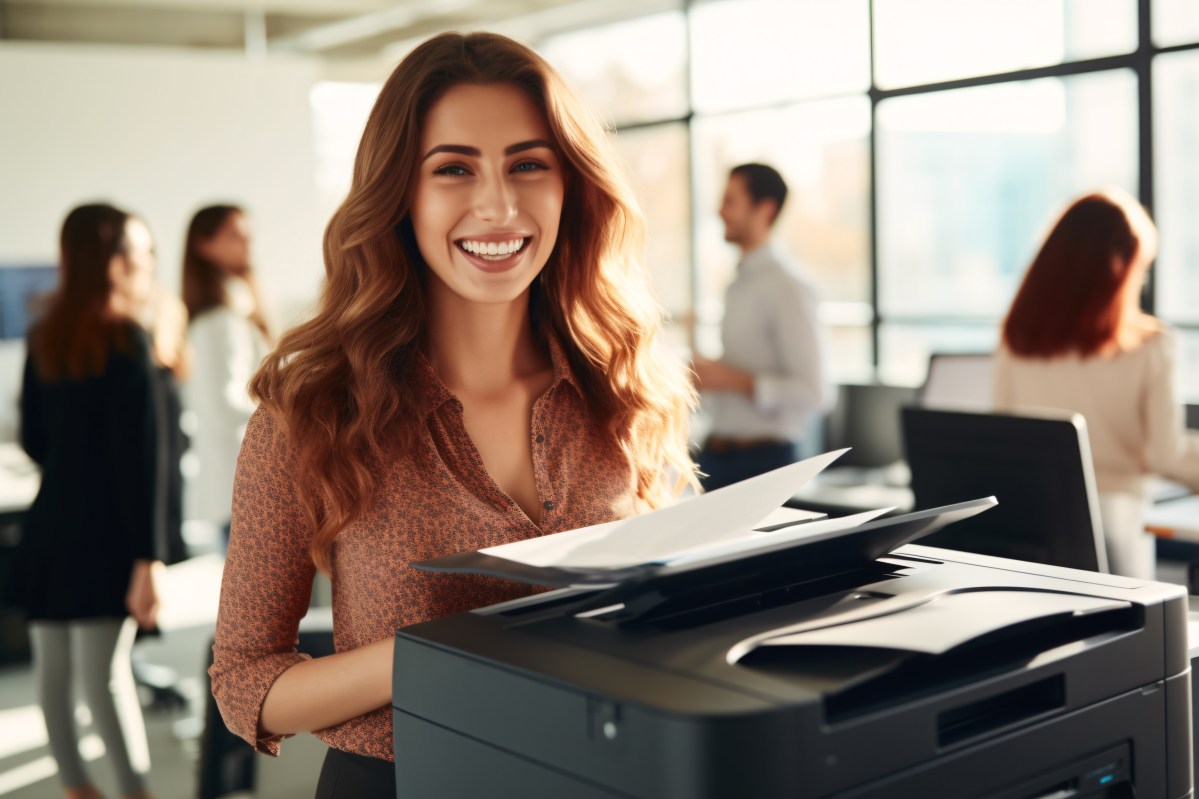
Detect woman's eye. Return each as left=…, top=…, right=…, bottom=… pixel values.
left=512, top=161, right=547, bottom=174
left=433, top=164, right=469, bottom=177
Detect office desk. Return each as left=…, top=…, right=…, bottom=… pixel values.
left=1148, top=494, right=1199, bottom=543
left=0, top=442, right=36, bottom=664
left=796, top=463, right=1199, bottom=561
left=787, top=464, right=914, bottom=517
left=0, top=441, right=38, bottom=514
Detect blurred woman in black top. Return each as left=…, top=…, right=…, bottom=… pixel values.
left=18, top=203, right=166, bottom=799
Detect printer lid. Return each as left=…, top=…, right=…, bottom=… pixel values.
left=413, top=497, right=998, bottom=597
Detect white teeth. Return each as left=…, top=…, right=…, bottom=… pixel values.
left=460, top=238, right=527, bottom=260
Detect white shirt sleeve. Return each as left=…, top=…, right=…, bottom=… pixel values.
left=188, top=310, right=259, bottom=435
left=752, top=275, right=835, bottom=414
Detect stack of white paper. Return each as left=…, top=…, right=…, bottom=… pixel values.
left=479, top=449, right=892, bottom=570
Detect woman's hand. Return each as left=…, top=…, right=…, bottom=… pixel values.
left=126, top=559, right=164, bottom=629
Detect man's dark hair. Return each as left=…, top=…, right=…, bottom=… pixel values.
left=730, top=163, right=788, bottom=224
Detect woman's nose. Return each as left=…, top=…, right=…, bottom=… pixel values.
left=473, top=172, right=518, bottom=225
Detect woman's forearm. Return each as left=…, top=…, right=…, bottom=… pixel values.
left=259, top=636, right=393, bottom=736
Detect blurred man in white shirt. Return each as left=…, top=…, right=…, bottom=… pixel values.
left=693, top=163, right=834, bottom=490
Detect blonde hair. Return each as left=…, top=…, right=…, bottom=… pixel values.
left=251, top=32, right=697, bottom=571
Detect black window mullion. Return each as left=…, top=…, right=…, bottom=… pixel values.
left=1138, top=0, right=1156, bottom=315
left=867, top=0, right=880, bottom=374
left=683, top=0, right=701, bottom=356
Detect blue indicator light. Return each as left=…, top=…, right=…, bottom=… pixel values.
left=1100, top=775, right=1114, bottom=785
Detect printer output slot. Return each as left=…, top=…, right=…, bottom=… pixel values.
left=937, top=674, right=1064, bottom=747
left=625, top=561, right=905, bottom=631
left=824, top=605, right=1140, bottom=726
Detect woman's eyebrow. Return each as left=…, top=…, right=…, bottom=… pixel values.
left=421, top=144, right=479, bottom=162
left=504, top=138, right=554, bottom=156
left=420, top=138, right=555, bottom=163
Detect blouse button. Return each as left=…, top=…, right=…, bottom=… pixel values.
left=543, top=500, right=555, bottom=511
left=535, top=434, right=545, bottom=444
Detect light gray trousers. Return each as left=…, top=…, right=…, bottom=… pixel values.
left=27, top=617, right=150, bottom=796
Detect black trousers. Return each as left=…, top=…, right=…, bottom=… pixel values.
left=315, top=748, right=395, bottom=798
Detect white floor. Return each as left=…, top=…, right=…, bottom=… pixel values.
left=0, top=555, right=327, bottom=799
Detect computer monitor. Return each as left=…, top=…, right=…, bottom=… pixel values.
left=0, top=264, right=56, bottom=340
left=901, top=406, right=1107, bottom=573
left=919, top=352, right=994, bottom=410
left=824, top=383, right=919, bottom=468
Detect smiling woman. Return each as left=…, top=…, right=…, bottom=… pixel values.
left=412, top=83, right=564, bottom=305
left=207, top=31, right=699, bottom=799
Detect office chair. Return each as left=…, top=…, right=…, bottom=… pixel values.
left=918, top=352, right=995, bottom=410
left=901, top=406, right=1108, bottom=573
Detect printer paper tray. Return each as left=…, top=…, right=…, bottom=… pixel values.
left=734, top=589, right=1131, bottom=657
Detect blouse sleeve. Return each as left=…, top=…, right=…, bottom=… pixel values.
left=209, top=406, right=317, bottom=755
left=1142, top=329, right=1199, bottom=489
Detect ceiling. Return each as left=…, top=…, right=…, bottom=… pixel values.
left=0, top=0, right=676, bottom=68
left=0, top=0, right=685, bottom=62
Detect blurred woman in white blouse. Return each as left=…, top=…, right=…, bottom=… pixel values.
left=180, top=205, right=272, bottom=545
left=994, top=187, right=1199, bottom=579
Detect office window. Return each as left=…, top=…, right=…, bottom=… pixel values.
left=689, top=0, right=869, bottom=114
left=879, top=323, right=1000, bottom=387
left=538, top=12, right=688, bottom=128
left=1153, top=0, right=1199, bottom=47
left=1153, top=51, right=1199, bottom=325
left=535, top=4, right=1181, bottom=385
left=873, top=0, right=1136, bottom=89
left=691, top=96, right=872, bottom=378
left=877, top=70, right=1138, bottom=321
left=611, top=122, right=692, bottom=351
left=826, top=324, right=875, bottom=385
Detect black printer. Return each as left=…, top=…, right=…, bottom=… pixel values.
left=393, top=499, right=1192, bottom=798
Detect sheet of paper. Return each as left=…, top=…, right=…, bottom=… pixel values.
left=664, top=507, right=891, bottom=567
left=480, top=449, right=848, bottom=569
left=753, top=506, right=826, bottom=530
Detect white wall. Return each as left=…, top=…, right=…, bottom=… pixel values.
left=0, top=42, right=329, bottom=439
left=0, top=41, right=325, bottom=320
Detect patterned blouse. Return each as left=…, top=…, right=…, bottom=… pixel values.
left=209, top=335, right=643, bottom=761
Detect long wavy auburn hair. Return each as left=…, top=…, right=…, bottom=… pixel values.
left=30, top=203, right=136, bottom=381
left=251, top=31, right=698, bottom=572
left=1003, top=188, right=1158, bottom=358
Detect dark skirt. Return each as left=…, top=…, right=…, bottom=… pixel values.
left=315, top=747, right=395, bottom=799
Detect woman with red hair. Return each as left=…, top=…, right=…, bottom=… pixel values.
left=209, top=31, right=697, bottom=796
left=995, top=187, right=1199, bottom=579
